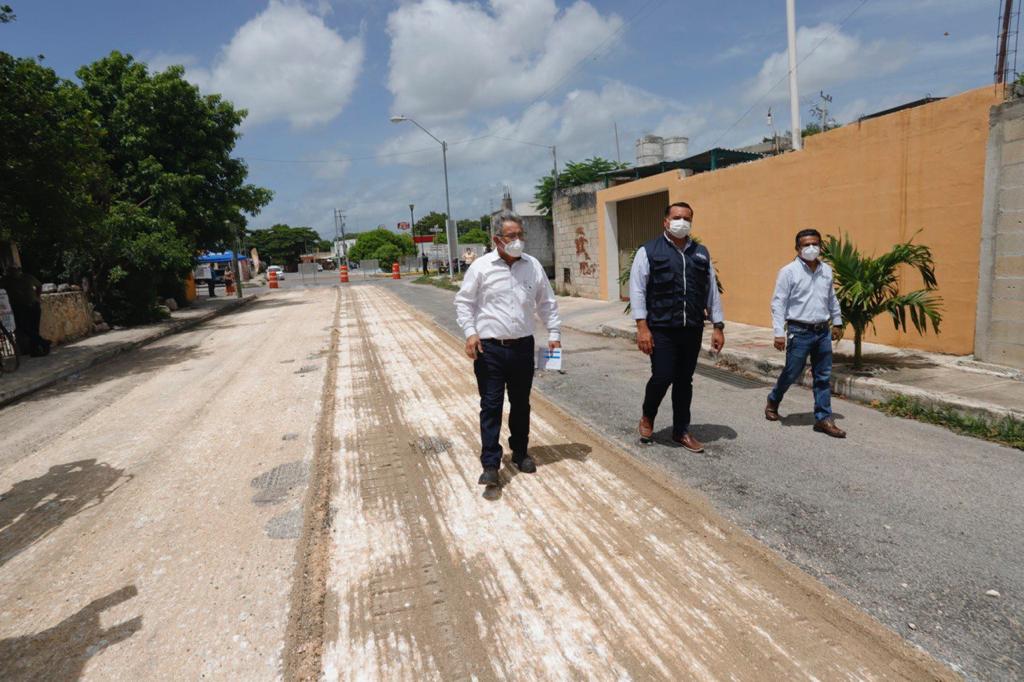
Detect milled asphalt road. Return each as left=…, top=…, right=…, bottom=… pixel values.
left=389, top=279, right=1023, bottom=681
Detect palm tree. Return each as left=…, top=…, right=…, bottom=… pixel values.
left=822, top=232, right=942, bottom=369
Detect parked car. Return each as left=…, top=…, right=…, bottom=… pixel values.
left=267, top=265, right=285, bottom=281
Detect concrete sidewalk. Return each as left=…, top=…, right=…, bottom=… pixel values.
left=557, top=296, right=1024, bottom=423
left=0, top=292, right=263, bottom=407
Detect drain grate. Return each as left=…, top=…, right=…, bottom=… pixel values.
left=412, top=436, right=453, bottom=455
left=695, top=364, right=765, bottom=389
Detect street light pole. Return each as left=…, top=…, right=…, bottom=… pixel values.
left=786, top=0, right=803, bottom=151
left=390, top=115, right=460, bottom=275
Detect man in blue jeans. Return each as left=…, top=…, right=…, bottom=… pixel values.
left=765, top=229, right=847, bottom=438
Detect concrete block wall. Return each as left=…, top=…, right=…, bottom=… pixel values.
left=553, top=182, right=603, bottom=298
left=976, top=96, right=1024, bottom=369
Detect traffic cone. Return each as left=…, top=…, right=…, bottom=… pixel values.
left=268, top=270, right=279, bottom=289
left=339, top=265, right=349, bottom=284
left=392, top=262, right=400, bottom=280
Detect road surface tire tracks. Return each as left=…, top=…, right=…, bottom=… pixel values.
left=283, top=287, right=342, bottom=681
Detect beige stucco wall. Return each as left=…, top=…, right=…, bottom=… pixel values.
left=553, top=182, right=603, bottom=298
left=596, top=86, right=1003, bottom=355
left=40, top=291, right=93, bottom=346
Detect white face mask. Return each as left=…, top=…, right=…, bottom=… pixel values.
left=667, top=219, right=691, bottom=238
left=502, top=238, right=524, bottom=258
left=800, top=245, right=821, bottom=261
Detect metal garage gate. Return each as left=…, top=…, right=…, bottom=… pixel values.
left=616, top=190, right=669, bottom=299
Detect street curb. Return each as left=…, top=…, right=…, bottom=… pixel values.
left=595, top=323, right=1024, bottom=424
left=0, top=295, right=260, bottom=408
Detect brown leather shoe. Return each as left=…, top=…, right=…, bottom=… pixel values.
left=765, top=399, right=780, bottom=421
left=672, top=432, right=705, bottom=453
left=638, top=416, right=654, bottom=440
left=814, top=418, right=847, bottom=438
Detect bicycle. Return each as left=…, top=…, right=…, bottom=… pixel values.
left=0, top=320, right=18, bottom=373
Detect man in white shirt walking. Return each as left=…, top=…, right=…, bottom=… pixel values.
left=454, top=215, right=562, bottom=486
left=765, top=228, right=846, bottom=438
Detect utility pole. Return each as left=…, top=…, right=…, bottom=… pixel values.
left=614, top=122, right=622, bottom=163
left=334, top=208, right=349, bottom=269
left=410, top=203, right=421, bottom=258
left=810, top=90, right=833, bottom=132
left=786, top=0, right=803, bottom=151
left=551, top=145, right=559, bottom=224
left=996, top=0, right=1015, bottom=84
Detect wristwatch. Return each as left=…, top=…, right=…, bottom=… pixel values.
left=712, top=322, right=725, bottom=330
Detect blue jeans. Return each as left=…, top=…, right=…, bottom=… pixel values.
left=473, top=337, right=535, bottom=469
left=768, top=326, right=833, bottom=422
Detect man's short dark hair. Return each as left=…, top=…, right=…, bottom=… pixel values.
left=795, top=228, right=822, bottom=246
left=664, top=201, right=693, bottom=217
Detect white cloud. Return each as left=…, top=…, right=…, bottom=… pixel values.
left=747, top=23, right=908, bottom=104
left=189, top=0, right=364, bottom=128
left=386, top=0, right=623, bottom=119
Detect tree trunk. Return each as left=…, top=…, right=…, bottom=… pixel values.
left=853, top=327, right=863, bottom=369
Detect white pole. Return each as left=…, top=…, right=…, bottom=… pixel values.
left=786, top=0, right=802, bottom=151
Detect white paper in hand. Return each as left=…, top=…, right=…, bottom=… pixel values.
left=536, top=347, right=562, bottom=371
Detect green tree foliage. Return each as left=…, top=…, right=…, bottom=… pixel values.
left=0, top=50, right=272, bottom=324
left=347, top=228, right=415, bottom=271
left=0, top=53, right=107, bottom=276
left=0, top=5, right=14, bottom=23
left=534, top=157, right=629, bottom=216
left=822, top=232, right=942, bottom=369
left=247, top=224, right=322, bottom=268
left=317, top=239, right=333, bottom=252
left=413, top=211, right=447, bottom=236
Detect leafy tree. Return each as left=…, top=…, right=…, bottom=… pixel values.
left=822, top=232, right=942, bottom=369
left=0, top=53, right=107, bottom=279
left=413, top=211, right=447, bottom=236
left=317, top=239, right=333, bottom=252
left=801, top=122, right=823, bottom=138
left=347, top=228, right=415, bottom=271
left=247, top=224, right=322, bottom=268
left=0, top=5, right=14, bottom=23
left=534, top=157, right=629, bottom=216
left=72, top=52, right=272, bottom=321
left=456, top=227, right=490, bottom=245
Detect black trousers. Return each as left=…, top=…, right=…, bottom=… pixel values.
left=473, top=336, right=534, bottom=468
left=642, top=326, right=703, bottom=438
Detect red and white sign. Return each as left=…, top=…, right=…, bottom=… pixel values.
left=413, top=235, right=434, bottom=244
left=397, top=221, right=411, bottom=230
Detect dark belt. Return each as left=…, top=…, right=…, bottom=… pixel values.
left=787, top=319, right=830, bottom=332
left=481, top=336, right=532, bottom=347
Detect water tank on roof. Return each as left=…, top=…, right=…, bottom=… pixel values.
left=662, top=136, right=689, bottom=162
left=635, top=135, right=664, bottom=167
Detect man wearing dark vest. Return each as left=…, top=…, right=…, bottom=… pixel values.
left=629, top=202, right=725, bottom=452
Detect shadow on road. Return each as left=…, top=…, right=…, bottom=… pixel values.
left=0, top=585, right=141, bottom=681
left=485, top=443, right=593, bottom=501
left=651, top=424, right=738, bottom=445
left=0, top=459, right=132, bottom=568
left=780, top=412, right=845, bottom=426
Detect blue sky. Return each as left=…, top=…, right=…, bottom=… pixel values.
left=3, top=0, right=1001, bottom=239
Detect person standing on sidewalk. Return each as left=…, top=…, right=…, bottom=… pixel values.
left=630, top=202, right=725, bottom=453
left=454, top=215, right=562, bottom=487
left=764, top=229, right=846, bottom=438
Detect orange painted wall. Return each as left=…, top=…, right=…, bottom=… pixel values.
left=597, top=86, right=1002, bottom=355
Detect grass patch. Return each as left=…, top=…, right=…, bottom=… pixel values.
left=877, top=395, right=1024, bottom=450
left=412, top=274, right=460, bottom=292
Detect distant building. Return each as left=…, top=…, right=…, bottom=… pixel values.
left=488, top=188, right=555, bottom=278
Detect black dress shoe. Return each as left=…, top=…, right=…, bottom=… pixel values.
left=478, top=467, right=499, bottom=486
left=511, top=453, right=536, bottom=474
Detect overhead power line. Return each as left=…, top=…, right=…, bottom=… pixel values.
left=709, top=0, right=872, bottom=149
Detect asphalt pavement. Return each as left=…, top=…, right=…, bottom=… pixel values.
left=389, top=278, right=1024, bottom=681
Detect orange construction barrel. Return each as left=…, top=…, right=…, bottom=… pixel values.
left=339, top=265, right=349, bottom=283
left=268, top=270, right=279, bottom=289
left=392, top=262, right=400, bottom=279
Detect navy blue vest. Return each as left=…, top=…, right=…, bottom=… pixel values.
left=643, top=235, right=711, bottom=329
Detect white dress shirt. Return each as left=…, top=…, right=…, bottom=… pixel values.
left=629, top=234, right=724, bottom=323
left=770, top=257, right=843, bottom=336
left=455, top=250, right=561, bottom=341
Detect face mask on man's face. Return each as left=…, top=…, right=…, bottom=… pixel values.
left=667, top=219, right=691, bottom=238
left=800, top=244, right=821, bottom=261
left=501, top=238, right=524, bottom=258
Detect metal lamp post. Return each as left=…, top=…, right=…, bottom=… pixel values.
left=390, top=115, right=459, bottom=275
